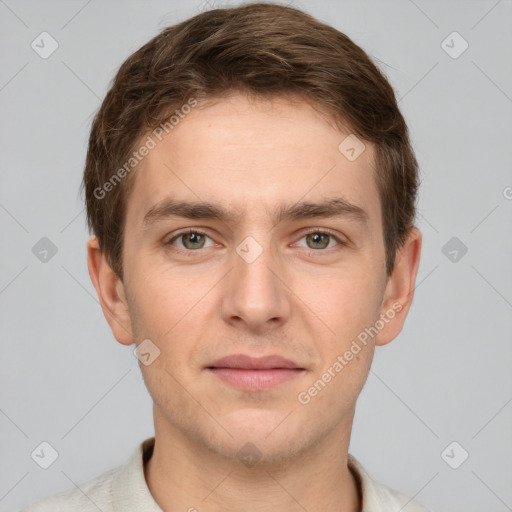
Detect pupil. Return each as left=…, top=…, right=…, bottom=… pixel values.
left=185, top=233, right=204, bottom=248
left=308, top=233, right=328, bottom=249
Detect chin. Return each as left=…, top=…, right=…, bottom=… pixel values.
left=210, top=433, right=306, bottom=468
left=202, top=412, right=312, bottom=466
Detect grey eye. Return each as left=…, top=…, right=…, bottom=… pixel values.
left=181, top=232, right=207, bottom=249
left=307, top=233, right=330, bottom=249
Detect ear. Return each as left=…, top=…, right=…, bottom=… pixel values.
left=86, top=236, right=134, bottom=345
left=374, top=226, right=422, bottom=347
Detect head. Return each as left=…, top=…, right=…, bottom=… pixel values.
left=85, top=3, right=421, bottom=465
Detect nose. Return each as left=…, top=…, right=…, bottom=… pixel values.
left=220, top=238, right=292, bottom=334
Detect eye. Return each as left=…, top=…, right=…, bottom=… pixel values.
left=166, top=229, right=215, bottom=250
left=164, top=228, right=346, bottom=253
left=295, top=230, right=345, bottom=250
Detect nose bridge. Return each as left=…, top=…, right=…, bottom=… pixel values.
left=221, top=234, right=291, bottom=330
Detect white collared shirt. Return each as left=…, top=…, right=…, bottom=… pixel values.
left=22, top=437, right=431, bottom=512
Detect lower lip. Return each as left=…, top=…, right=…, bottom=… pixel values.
left=208, top=368, right=305, bottom=391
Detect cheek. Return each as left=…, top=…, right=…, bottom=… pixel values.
left=128, top=271, right=215, bottom=384
left=293, top=267, right=382, bottom=344
left=127, top=267, right=206, bottom=339
left=292, top=268, right=380, bottom=405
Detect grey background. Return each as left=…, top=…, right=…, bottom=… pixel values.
left=1, top=0, right=511, bottom=511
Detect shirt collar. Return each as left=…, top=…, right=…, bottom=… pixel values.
left=111, top=437, right=162, bottom=512
left=348, top=453, right=400, bottom=511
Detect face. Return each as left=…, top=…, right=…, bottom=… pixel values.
left=89, top=92, right=421, bottom=465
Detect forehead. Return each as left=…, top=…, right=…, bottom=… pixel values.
left=126, top=93, right=380, bottom=229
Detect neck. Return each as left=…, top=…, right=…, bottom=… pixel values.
left=144, top=409, right=361, bottom=512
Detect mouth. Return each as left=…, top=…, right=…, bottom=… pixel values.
left=206, top=354, right=306, bottom=391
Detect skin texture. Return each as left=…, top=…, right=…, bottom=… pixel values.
left=87, top=92, right=422, bottom=512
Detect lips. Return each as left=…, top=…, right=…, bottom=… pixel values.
left=207, top=354, right=303, bottom=370
left=206, top=354, right=305, bottom=391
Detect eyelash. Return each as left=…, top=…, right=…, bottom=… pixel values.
left=164, top=228, right=347, bottom=255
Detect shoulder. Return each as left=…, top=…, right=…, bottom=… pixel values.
left=21, top=466, right=119, bottom=512
left=370, top=479, right=432, bottom=512
left=347, top=453, right=432, bottom=512
left=21, top=438, right=156, bottom=512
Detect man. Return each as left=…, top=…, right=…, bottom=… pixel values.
left=23, top=3, right=428, bottom=511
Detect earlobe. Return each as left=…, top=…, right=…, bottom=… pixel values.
left=86, top=236, right=134, bottom=346
left=374, top=227, right=422, bottom=347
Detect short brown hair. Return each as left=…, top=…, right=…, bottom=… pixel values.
left=82, top=2, right=419, bottom=280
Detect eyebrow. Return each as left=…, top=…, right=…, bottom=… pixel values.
left=142, top=196, right=370, bottom=228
